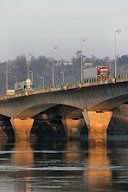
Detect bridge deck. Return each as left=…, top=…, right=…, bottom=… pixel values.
left=1, top=74, right=128, bottom=101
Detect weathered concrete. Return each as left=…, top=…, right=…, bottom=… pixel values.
left=0, top=78, right=128, bottom=142
left=61, top=118, right=85, bottom=138
left=10, top=118, right=34, bottom=141
left=82, top=111, right=112, bottom=144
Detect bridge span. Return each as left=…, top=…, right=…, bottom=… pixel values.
left=0, top=76, right=128, bottom=143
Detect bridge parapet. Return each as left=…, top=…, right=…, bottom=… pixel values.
left=1, top=73, right=128, bottom=101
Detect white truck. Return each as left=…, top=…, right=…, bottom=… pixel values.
left=14, top=82, right=25, bottom=91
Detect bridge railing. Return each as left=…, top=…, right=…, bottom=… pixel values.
left=1, top=72, right=128, bottom=98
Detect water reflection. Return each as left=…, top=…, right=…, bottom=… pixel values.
left=0, top=137, right=128, bottom=191
left=11, top=141, right=33, bottom=166
left=0, top=125, right=8, bottom=147
left=87, top=144, right=112, bottom=191
left=65, top=141, right=81, bottom=161
left=11, top=141, right=33, bottom=192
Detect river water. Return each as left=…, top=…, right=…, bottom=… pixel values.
left=0, top=137, right=128, bottom=192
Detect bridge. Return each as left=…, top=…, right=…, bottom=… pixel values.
left=0, top=73, right=128, bottom=143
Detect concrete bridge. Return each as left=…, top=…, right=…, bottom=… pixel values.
left=0, top=75, right=128, bottom=143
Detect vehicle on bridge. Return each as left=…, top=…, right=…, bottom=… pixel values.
left=83, top=66, right=110, bottom=80
left=7, top=89, right=15, bottom=95
left=14, top=78, right=34, bottom=92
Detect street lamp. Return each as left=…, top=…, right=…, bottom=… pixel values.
left=52, top=46, right=57, bottom=87
left=6, top=59, right=11, bottom=94
left=115, top=29, right=121, bottom=79
left=81, top=38, right=86, bottom=83
left=29, top=70, right=33, bottom=83
left=27, top=53, right=32, bottom=79
left=60, top=71, right=64, bottom=84
left=13, top=75, right=17, bottom=84
left=40, top=76, right=44, bottom=87
left=106, top=60, right=112, bottom=76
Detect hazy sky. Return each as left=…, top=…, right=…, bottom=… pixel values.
left=0, top=0, right=128, bottom=61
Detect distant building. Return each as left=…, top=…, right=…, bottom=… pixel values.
left=63, top=62, right=73, bottom=66
left=84, top=62, right=93, bottom=67
left=56, top=62, right=62, bottom=66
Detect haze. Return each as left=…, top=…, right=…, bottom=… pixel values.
left=0, top=0, right=128, bottom=61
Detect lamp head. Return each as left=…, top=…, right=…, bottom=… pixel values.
left=53, top=46, right=58, bottom=49
left=82, top=38, right=86, bottom=42
left=116, top=29, right=121, bottom=33
left=7, top=59, right=11, bottom=63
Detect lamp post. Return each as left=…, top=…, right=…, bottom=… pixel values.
left=52, top=46, right=57, bottom=87
left=81, top=38, right=86, bottom=83
left=40, top=76, right=44, bottom=87
left=13, top=75, right=17, bottom=84
left=6, top=59, right=11, bottom=94
left=29, top=70, right=33, bottom=83
left=106, top=60, right=111, bottom=76
left=60, top=71, right=64, bottom=84
left=27, top=53, right=32, bottom=79
left=115, top=29, right=121, bottom=79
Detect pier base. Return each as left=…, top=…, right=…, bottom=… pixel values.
left=61, top=118, right=85, bottom=138
left=10, top=118, right=34, bottom=141
left=82, top=111, right=112, bottom=145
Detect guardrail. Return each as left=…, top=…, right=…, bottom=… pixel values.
left=1, top=72, right=128, bottom=98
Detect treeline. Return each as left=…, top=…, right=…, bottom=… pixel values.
left=0, top=53, right=128, bottom=94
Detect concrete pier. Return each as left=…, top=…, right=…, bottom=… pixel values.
left=82, top=111, right=112, bottom=145
left=10, top=118, right=34, bottom=141
left=61, top=118, right=85, bottom=138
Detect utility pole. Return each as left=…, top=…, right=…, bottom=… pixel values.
left=52, top=46, right=57, bottom=87
left=6, top=59, right=11, bottom=94
left=60, top=71, right=64, bottom=84
left=115, top=29, right=121, bottom=79
left=81, top=38, right=86, bottom=83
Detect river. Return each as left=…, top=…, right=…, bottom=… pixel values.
left=0, top=137, right=128, bottom=192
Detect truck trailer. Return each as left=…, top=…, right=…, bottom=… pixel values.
left=83, top=66, right=110, bottom=80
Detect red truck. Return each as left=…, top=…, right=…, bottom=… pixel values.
left=96, top=66, right=110, bottom=79
left=83, top=66, right=110, bottom=80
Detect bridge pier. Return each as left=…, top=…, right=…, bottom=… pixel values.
left=82, top=111, right=112, bottom=145
left=10, top=118, right=34, bottom=141
left=61, top=118, right=85, bottom=138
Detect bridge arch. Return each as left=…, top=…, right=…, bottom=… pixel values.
left=15, top=102, right=83, bottom=119
left=90, top=93, right=128, bottom=111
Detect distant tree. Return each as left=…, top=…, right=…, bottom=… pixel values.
left=30, top=56, right=52, bottom=86
left=117, top=55, right=128, bottom=65
left=117, top=55, right=128, bottom=73
left=13, top=55, right=27, bottom=82
left=75, top=50, right=81, bottom=58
